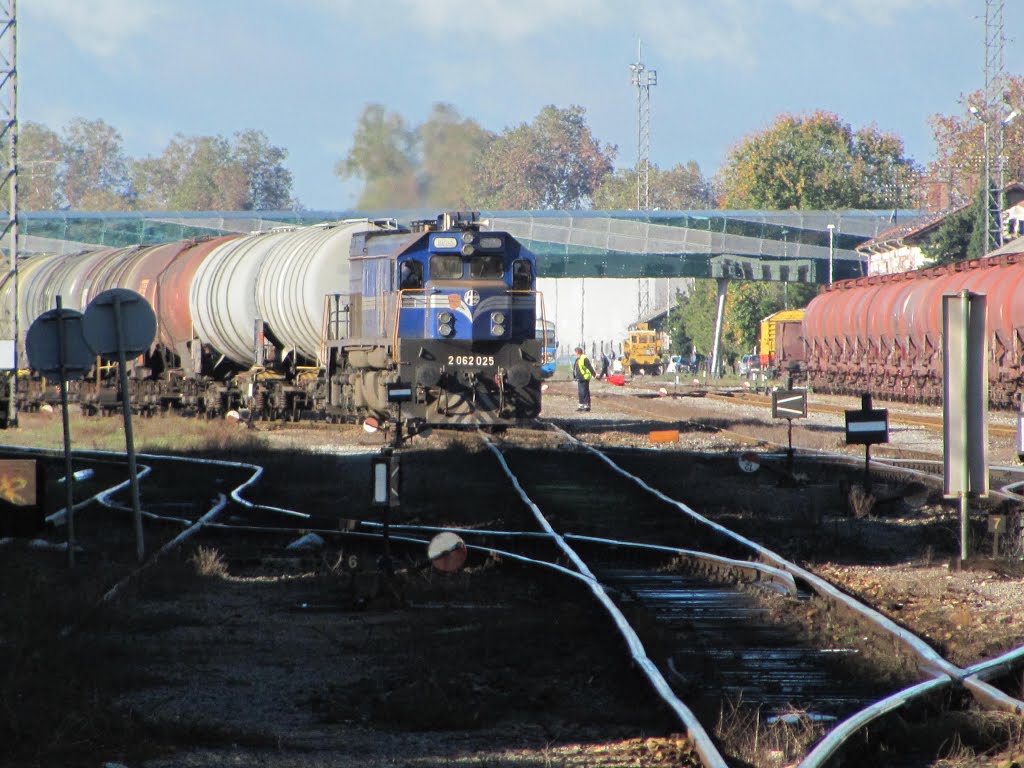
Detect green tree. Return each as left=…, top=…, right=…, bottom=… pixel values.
left=336, top=104, right=418, bottom=208
left=133, top=134, right=246, bottom=210
left=921, top=191, right=983, bottom=264
left=233, top=129, right=294, bottom=210
left=59, top=118, right=133, bottom=210
left=592, top=161, right=712, bottom=210
left=133, top=131, right=293, bottom=210
left=476, top=105, right=616, bottom=209
left=418, top=103, right=494, bottom=208
left=19, top=121, right=62, bottom=210
left=718, top=111, right=920, bottom=210
left=673, top=280, right=818, bottom=367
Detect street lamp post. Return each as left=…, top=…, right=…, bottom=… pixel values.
left=826, top=224, right=835, bottom=285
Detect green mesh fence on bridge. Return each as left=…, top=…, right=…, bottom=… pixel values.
left=0, top=208, right=925, bottom=283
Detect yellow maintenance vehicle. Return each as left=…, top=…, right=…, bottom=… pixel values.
left=621, top=322, right=665, bottom=375
left=758, top=308, right=806, bottom=377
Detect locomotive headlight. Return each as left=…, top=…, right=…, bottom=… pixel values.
left=491, top=323, right=505, bottom=336
left=462, top=244, right=475, bottom=257
left=490, top=311, right=506, bottom=325
left=438, top=309, right=455, bottom=337
left=462, top=231, right=475, bottom=244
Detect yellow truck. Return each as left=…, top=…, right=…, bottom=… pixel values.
left=621, top=322, right=665, bottom=375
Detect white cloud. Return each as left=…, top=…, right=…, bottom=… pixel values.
left=299, top=0, right=747, bottom=52
left=25, top=0, right=172, bottom=58
left=785, top=0, right=961, bottom=26
left=632, top=2, right=757, bottom=67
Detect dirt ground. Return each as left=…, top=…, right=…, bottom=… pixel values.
left=4, top=377, right=1024, bottom=767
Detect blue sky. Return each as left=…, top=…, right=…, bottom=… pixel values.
left=20, top=0, right=1022, bottom=211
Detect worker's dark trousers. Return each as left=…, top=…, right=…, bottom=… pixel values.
left=577, top=378, right=591, bottom=407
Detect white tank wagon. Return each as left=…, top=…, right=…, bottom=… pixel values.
left=189, top=219, right=395, bottom=368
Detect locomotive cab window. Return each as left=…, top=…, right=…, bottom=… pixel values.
left=512, top=259, right=532, bottom=289
left=469, top=255, right=503, bottom=279
left=399, top=260, right=423, bottom=289
left=430, top=254, right=463, bottom=280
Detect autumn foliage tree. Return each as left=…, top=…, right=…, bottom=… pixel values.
left=132, top=130, right=294, bottom=210
left=336, top=102, right=494, bottom=210
left=19, top=119, right=295, bottom=211
left=591, top=161, right=713, bottom=210
left=19, top=122, right=63, bottom=210
left=927, top=75, right=1024, bottom=208
left=718, top=111, right=920, bottom=210
left=58, top=118, right=134, bottom=210
left=476, top=105, right=615, bottom=210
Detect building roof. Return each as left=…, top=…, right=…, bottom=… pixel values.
left=854, top=206, right=966, bottom=256
left=856, top=181, right=1024, bottom=257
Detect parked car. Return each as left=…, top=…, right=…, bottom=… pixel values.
left=739, top=353, right=760, bottom=376
left=667, top=354, right=705, bottom=374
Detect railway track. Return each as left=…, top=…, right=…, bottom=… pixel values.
left=479, top=426, right=1024, bottom=765
left=8, top=402, right=1024, bottom=766
left=707, top=389, right=1019, bottom=439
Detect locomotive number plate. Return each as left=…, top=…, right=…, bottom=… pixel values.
left=448, top=355, right=495, bottom=366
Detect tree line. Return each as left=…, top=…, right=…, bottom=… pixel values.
left=20, top=120, right=295, bottom=211
left=18, top=76, right=1024, bottom=364
left=22, top=79, right=1021, bottom=226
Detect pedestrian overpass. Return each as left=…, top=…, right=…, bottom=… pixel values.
left=8, top=207, right=924, bottom=284
left=6, top=208, right=925, bottom=377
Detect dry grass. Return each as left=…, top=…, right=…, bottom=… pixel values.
left=189, top=545, right=228, bottom=578
left=848, top=485, right=875, bottom=519
left=714, top=698, right=827, bottom=767
left=5, top=409, right=266, bottom=453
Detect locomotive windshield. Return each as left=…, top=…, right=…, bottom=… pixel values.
left=430, top=254, right=463, bottom=279
left=468, top=255, right=503, bottom=279
left=429, top=253, right=507, bottom=280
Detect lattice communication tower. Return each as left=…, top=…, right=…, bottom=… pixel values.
left=630, top=41, right=656, bottom=319
left=629, top=40, right=656, bottom=211
left=0, top=0, right=16, bottom=427
left=981, top=0, right=1007, bottom=252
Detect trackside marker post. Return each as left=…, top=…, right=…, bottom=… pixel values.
left=844, top=393, right=889, bottom=493
left=83, top=289, right=156, bottom=563
left=771, top=383, right=807, bottom=476
left=25, top=296, right=93, bottom=567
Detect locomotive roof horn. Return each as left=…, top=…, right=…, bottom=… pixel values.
left=439, top=210, right=482, bottom=231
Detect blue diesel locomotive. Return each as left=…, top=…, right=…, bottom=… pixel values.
left=301, top=211, right=544, bottom=427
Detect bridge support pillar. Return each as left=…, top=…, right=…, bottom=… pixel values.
left=710, top=278, right=729, bottom=377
